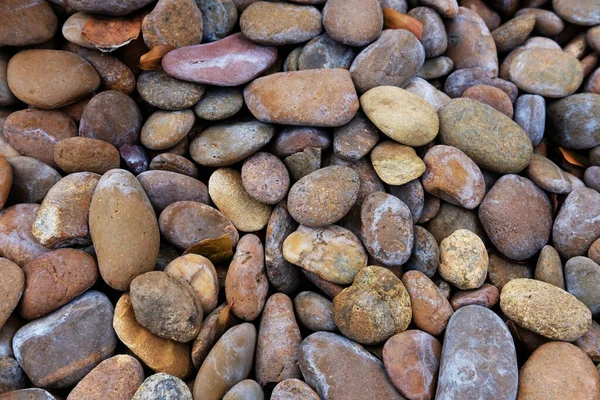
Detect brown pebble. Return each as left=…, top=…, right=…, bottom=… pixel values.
left=0, top=204, right=49, bottom=267
left=450, top=283, right=499, bottom=310
left=439, top=229, right=488, bottom=290
left=54, top=137, right=120, bottom=175
left=241, top=152, right=290, bottom=205
left=142, top=0, right=203, bottom=48
left=0, top=258, right=24, bottom=329
left=402, top=270, right=453, bottom=335
left=323, top=0, right=382, bottom=46
left=461, top=84, right=514, bottom=118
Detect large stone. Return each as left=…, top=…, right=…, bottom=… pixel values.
left=0, top=0, right=57, bottom=46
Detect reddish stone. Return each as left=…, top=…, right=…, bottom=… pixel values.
left=450, top=283, right=500, bottom=310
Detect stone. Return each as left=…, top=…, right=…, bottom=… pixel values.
left=418, top=56, right=454, bottom=80
left=240, top=2, right=322, bottom=45
left=149, top=153, right=198, bottom=178
left=333, top=266, right=411, bottom=344
left=194, top=87, right=243, bottom=120
left=0, top=0, right=57, bottom=46
left=208, top=168, right=272, bottom=232
left=492, top=14, right=536, bottom=53
left=159, top=201, right=238, bottom=250
left=488, top=254, right=533, bottom=290
left=89, top=169, right=160, bottom=291
left=576, top=320, right=600, bottom=362
left=461, top=84, right=513, bottom=118
left=285, top=148, right=322, bottom=182
left=265, top=203, right=300, bottom=294
left=500, top=278, right=592, bottom=341
left=113, top=294, right=194, bottom=379
left=360, top=192, right=413, bottom=266
left=350, top=30, right=425, bottom=94
left=271, top=379, right=319, bottom=400
left=244, top=69, right=359, bottom=127
left=223, top=380, right=264, bottom=400
left=193, top=323, right=256, bottom=400
left=0, top=204, right=49, bottom=267
left=553, top=0, right=600, bottom=26
left=547, top=94, right=600, bottom=150
left=427, top=202, right=487, bottom=244
left=0, top=389, right=56, bottom=399
left=553, top=188, right=600, bottom=259
left=142, top=0, right=203, bottom=48
left=162, top=33, right=278, bottom=86
left=405, top=226, right=439, bottom=278
left=389, top=179, right=424, bottom=224
left=405, top=78, right=451, bottom=111
left=361, top=86, right=438, bottom=146
left=141, top=110, right=195, bottom=151
left=439, top=229, right=488, bottom=290
left=436, top=305, right=518, bottom=400
left=62, top=12, right=94, bottom=48
left=191, top=303, right=239, bottom=369
left=445, top=7, right=498, bottom=74
left=527, top=154, right=571, bottom=194
left=333, top=114, right=379, bottom=161
left=272, top=127, right=331, bottom=158
left=256, top=294, right=302, bottom=386
left=444, top=67, right=518, bottom=101
left=0, top=259, right=23, bottom=329
left=460, top=0, right=500, bottom=30
left=450, top=283, right=499, bottom=310
left=439, top=98, right=532, bottom=173
left=293, top=291, right=336, bottom=332
left=7, top=157, right=60, bottom=204
left=371, top=141, right=425, bottom=186
left=7, top=50, right=99, bottom=109
left=54, top=137, right=120, bottom=175
left=164, top=254, right=218, bottom=315
left=298, top=332, right=404, bottom=399
left=535, top=245, right=564, bottom=289
left=225, top=234, right=268, bottom=321
left=137, top=170, right=208, bottom=212
left=322, top=0, right=382, bottom=46
left=420, top=0, right=458, bottom=18
left=119, top=145, right=149, bottom=175
left=13, top=291, right=116, bottom=388
left=283, top=224, right=367, bottom=285
left=298, top=34, right=356, bottom=71
left=586, top=167, right=600, bottom=192
left=383, top=330, right=441, bottom=400
left=518, top=342, right=600, bottom=400
left=0, top=356, right=26, bottom=393
left=403, top=271, right=453, bottom=335
left=0, top=156, right=10, bottom=211
left=199, top=0, right=238, bottom=42
left=67, top=355, right=144, bottom=400
left=565, top=256, right=600, bottom=314
left=514, top=94, right=545, bottom=146
left=0, top=55, right=15, bottom=107
left=241, top=152, right=290, bottom=205
left=66, top=0, right=153, bottom=15
left=408, top=7, right=447, bottom=58
left=79, top=91, right=142, bottom=148
left=137, top=71, right=205, bottom=111
left=132, top=374, right=191, bottom=400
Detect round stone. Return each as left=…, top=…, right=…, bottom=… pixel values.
left=322, top=0, right=383, bottom=46
left=547, top=94, right=600, bottom=150
left=241, top=152, right=290, bottom=205
left=132, top=373, right=192, bottom=400
left=0, top=0, right=57, bottom=47
left=54, top=137, right=120, bottom=175
left=193, top=87, right=243, bottom=121
left=439, top=229, right=488, bottom=290
left=142, top=0, right=203, bottom=48
left=141, top=110, right=195, bottom=151
left=137, top=71, right=205, bottom=111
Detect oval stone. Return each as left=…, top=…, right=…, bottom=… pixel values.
left=547, top=93, right=600, bottom=150
left=265, top=203, right=300, bottom=294
left=0, top=204, right=49, bottom=267
left=54, top=137, right=120, bottom=175
left=370, top=141, right=426, bottom=186
left=293, top=291, right=336, bottom=332
left=141, top=0, right=203, bottom=49
left=222, top=380, right=263, bottom=400
left=163, top=33, right=278, bottom=86
left=66, top=0, right=154, bottom=16
left=565, top=256, right=600, bottom=314
left=241, top=152, right=289, bottom=205
left=553, top=0, right=600, bottom=26
left=436, top=305, right=517, bottom=400
left=0, top=0, right=57, bottom=47
left=322, top=0, right=382, bottom=47
left=137, top=170, right=208, bottom=212
left=287, top=166, right=359, bottom=227
left=298, top=33, right=356, bottom=71
left=439, top=229, right=488, bottom=290
left=0, top=258, right=24, bottom=329
left=89, top=169, right=160, bottom=291
left=298, top=332, right=404, bottom=399
left=402, top=271, right=453, bottom=336
left=149, top=153, right=198, bottom=178
left=13, top=291, right=116, bottom=388
left=244, top=69, right=359, bottom=127
left=439, top=98, right=532, bottom=173
left=193, top=87, right=243, bottom=121
left=140, top=110, right=195, bottom=151
left=7, top=50, right=100, bottom=109
left=132, top=373, right=192, bottom=400
left=137, top=71, right=204, bottom=111
left=500, top=278, right=592, bottom=341
left=514, top=94, right=545, bottom=146
left=7, top=157, right=60, bottom=204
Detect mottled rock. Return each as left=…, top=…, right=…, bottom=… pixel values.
left=193, top=86, right=243, bottom=120
left=0, top=356, right=26, bottom=393
left=439, top=229, right=488, bottom=290
left=405, top=77, right=451, bottom=111
left=427, top=202, right=487, bottom=244
left=223, top=380, right=263, bottom=400
left=0, top=259, right=23, bottom=329
left=461, top=84, right=513, bottom=118
left=565, top=256, right=600, bottom=314
left=272, top=127, right=331, bottom=158
left=0, top=0, right=57, bottom=46
left=132, top=373, right=192, bottom=400
left=403, top=271, right=453, bottom=335
left=405, top=226, right=439, bottom=278
left=492, top=13, right=536, bottom=53
left=241, top=152, right=289, bottom=205
left=199, top=0, right=238, bottom=42
left=370, top=141, right=425, bottom=185
left=137, top=71, right=205, bottom=111
left=265, top=203, right=300, bottom=294
left=450, top=283, right=499, bottom=310
left=137, top=170, right=208, bottom=212
left=54, top=137, right=120, bottom=175
left=547, top=94, right=600, bottom=150
left=535, top=245, right=564, bottom=289
left=444, top=67, right=518, bottom=101
left=322, top=0, right=382, bottom=46
left=298, top=34, right=356, bottom=71
left=514, top=94, right=545, bottom=146
left=389, top=179, right=424, bottom=224
left=418, top=56, right=454, bottom=80
left=553, top=188, right=600, bottom=258
left=293, top=291, right=335, bottom=332
left=527, top=154, right=571, bottom=194
left=0, top=204, right=49, bottom=267
left=408, top=7, right=447, bottom=58
left=488, top=253, right=533, bottom=290
left=553, top=0, right=600, bottom=26
left=142, top=0, right=203, bottom=48
left=271, top=379, right=319, bottom=400
left=333, top=114, right=378, bottom=161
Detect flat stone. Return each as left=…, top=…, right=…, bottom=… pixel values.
left=137, top=170, right=208, bottom=212
left=450, top=283, right=499, bottom=310
left=527, top=154, right=571, bottom=194
left=333, top=113, right=379, bottom=161
left=142, top=0, right=203, bottom=48
left=293, top=291, right=336, bottom=332
left=149, top=153, right=198, bottom=178
left=298, top=33, right=356, bottom=71
left=0, top=0, right=57, bottom=46
left=427, top=202, right=487, bottom=244
left=461, top=84, right=513, bottom=118
left=444, top=67, right=518, bottom=101
left=66, top=0, right=154, bottom=16
left=141, top=110, right=195, bottom=151
left=491, top=13, right=536, bottom=53
left=405, top=225, right=439, bottom=277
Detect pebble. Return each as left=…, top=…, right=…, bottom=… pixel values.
left=444, top=67, right=518, bottom=101
left=298, top=34, right=356, bottom=70
left=150, top=153, right=198, bottom=177
left=113, top=294, right=194, bottom=379
left=535, top=245, right=564, bottom=289
left=192, top=323, right=256, bottom=400
left=13, top=291, right=116, bottom=388
left=137, top=170, right=209, bottom=212
left=553, top=188, right=600, bottom=259
left=0, top=204, right=49, bottom=267
left=518, top=342, right=600, bottom=400
left=389, top=179, right=424, bottom=224
left=284, top=147, right=322, bottom=182
left=361, top=86, right=438, bottom=146
left=283, top=224, right=367, bottom=284
left=119, top=145, right=149, bottom=175
left=576, top=320, right=600, bottom=362
left=500, top=278, right=591, bottom=341
left=360, top=192, right=414, bottom=266
left=255, top=294, right=302, bottom=386
left=283, top=47, right=302, bottom=72
left=439, top=229, right=488, bottom=290
left=241, top=152, right=290, bottom=205
left=141, top=110, right=195, bottom=151
left=54, top=137, right=120, bottom=175
left=547, top=93, right=600, bottom=149
left=193, top=87, right=243, bottom=120
left=223, top=380, right=264, bottom=400
left=190, top=120, right=274, bottom=167
left=403, top=271, right=453, bottom=335
left=450, top=283, right=500, bottom=310
left=565, top=256, right=600, bottom=314
left=244, top=69, right=359, bottom=127
left=191, top=303, right=237, bottom=368
left=323, top=0, right=383, bottom=46
left=436, top=305, right=518, bottom=400
left=382, top=330, right=441, bottom=400
left=62, top=12, right=94, bottom=48
left=137, top=71, right=205, bottom=111
left=0, top=156, right=9, bottom=211
left=404, top=78, right=451, bottom=111
left=272, top=127, right=331, bottom=158
left=516, top=8, right=564, bottom=36
left=445, top=7, right=498, bottom=74
left=404, top=226, right=439, bottom=278
left=67, top=355, right=144, bottom=400
left=287, top=166, right=359, bottom=226
left=439, top=98, right=532, bottom=173
left=0, top=389, right=56, bottom=399
left=298, top=331, right=404, bottom=399
left=527, top=154, right=572, bottom=193
left=225, top=234, right=269, bottom=321
left=271, top=379, right=319, bottom=400
left=333, top=114, right=379, bottom=161
left=142, top=0, right=204, bottom=48
left=418, top=56, right=454, bottom=80
left=461, top=0, right=500, bottom=30
left=132, top=373, right=192, bottom=400
left=0, top=356, right=26, bottom=393
left=0, top=55, right=15, bottom=107
left=333, top=266, right=411, bottom=344
left=293, top=291, right=336, bottom=332
left=522, top=36, right=561, bottom=50
left=162, top=33, right=278, bottom=86
left=89, top=169, right=160, bottom=291
left=0, top=316, right=22, bottom=357
left=586, top=166, right=600, bottom=192
left=0, top=0, right=57, bottom=46
left=7, top=157, right=59, bottom=204
left=461, top=84, right=513, bottom=118
left=479, top=175, right=552, bottom=261
left=488, top=253, right=533, bottom=290
left=408, top=7, right=447, bottom=58
left=350, top=30, right=425, bottom=94
left=208, top=168, right=272, bottom=232
left=492, top=13, right=536, bottom=53
left=422, top=145, right=485, bottom=209
left=585, top=67, right=600, bottom=94
left=158, top=201, right=239, bottom=250
left=265, top=203, right=300, bottom=294
left=371, top=141, right=426, bottom=185
left=0, top=259, right=23, bottom=328
left=553, top=0, right=600, bottom=26
left=420, top=0, right=458, bottom=18
left=165, top=254, right=219, bottom=315
left=199, top=0, right=238, bottom=42
left=514, top=94, right=545, bottom=146
left=500, top=48, right=583, bottom=98
left=66, top=0, right=154, bottom=16
left=427, top=201, right=487, bottom=244
left=79, top=91, right=142, bottom=149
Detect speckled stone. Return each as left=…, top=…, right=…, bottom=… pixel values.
left=553, top=0, right=600, bottom=26
left=565, top=256, right=600, bottom=314
left=271, top=379, right=319, bottom=400
left=322, top=0, right=382, bottom=46
left=193, top=87, right=243, bottom=121
left=492, top=13, right=536, bottom=53
left=370, top=141, right=426, bottom=186
left=547, top=94, right=600, bottom=150
left=403, top=271, right=453, bottom=336
left=514, top=94, right=545, bottom=146
left=333, top=113, right=379, bottom=162
left=527, top=154, right=571, bottom=194
left=0, top=259, right=23, bottom=329
left=0, top=0, right=57, bottom=47
left=265, top=203, right=300, bottom=294
left=141, top=110, right=195, bottom=151
left=298, top=33, right=356, bottom=70
left=461, top=84, right=513, bottom=118
left=408, top=7, right=447, bottom=58
left=535, top=245, right=564, bottom=289
left=132, top=373, right=192, bottom=400
left=450, top=283, right=499, bottom=310
left=0, top=204, right=50, bottom=267
left=137, top=71, right=205, bottom=111
left=293, top=291, right=336, bottom=332
left=439, top=229, right=488, bottom=290
left=199, top=0, right=238, bottom=42
left=444, top=67, right=518, bottom=101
